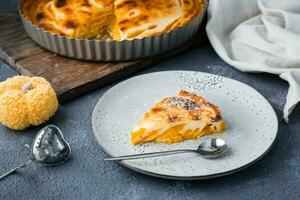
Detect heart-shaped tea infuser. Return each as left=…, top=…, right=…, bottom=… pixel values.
left=0, top=125, right=71, bottom=180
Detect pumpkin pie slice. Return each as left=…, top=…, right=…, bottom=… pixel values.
left=131, top=90, right=227, bottom=145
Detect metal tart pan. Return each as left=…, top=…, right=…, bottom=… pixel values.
left=19, top=0, right=207, bottom=61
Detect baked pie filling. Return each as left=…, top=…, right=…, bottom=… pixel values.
left=21, top=0, right=204, bottom=40
left=131, top=90, right=227, bottom=145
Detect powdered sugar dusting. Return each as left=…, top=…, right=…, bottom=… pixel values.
left=170, top=97, right=199, bottom=111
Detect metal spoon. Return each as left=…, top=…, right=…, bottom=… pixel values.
left=104, top=138, right=227, bottom=161
left=0, top=125, right=71, bottom=180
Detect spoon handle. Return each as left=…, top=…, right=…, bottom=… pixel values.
left=0, top=160, right=32, bottom=180
left=104, top=149, right=197, bottom=161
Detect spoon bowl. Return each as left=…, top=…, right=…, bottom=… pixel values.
left=196, top=138, right=227, bottom=158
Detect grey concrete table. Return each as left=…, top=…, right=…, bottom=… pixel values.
left=1, top=2, right=300, bottom=200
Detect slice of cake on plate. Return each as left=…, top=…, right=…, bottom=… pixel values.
left=131, top=90, right=227, bottom=145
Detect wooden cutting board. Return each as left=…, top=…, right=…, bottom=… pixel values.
left=0, top=11, right=207, bottom=103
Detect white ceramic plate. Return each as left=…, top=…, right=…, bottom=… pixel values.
left=92, top=71, right=278, bottom=180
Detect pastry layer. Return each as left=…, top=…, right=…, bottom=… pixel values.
left=131, top=90, right=227, bottom=145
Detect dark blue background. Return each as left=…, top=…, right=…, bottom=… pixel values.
left=0, top=1, right=299, bottom=199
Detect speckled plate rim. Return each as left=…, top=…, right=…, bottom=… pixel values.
left=91, top=70, right=279, bottom=180
left=109, top=141, right=277, bottom=180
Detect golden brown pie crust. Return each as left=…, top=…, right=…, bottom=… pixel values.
left=21, top=0, right=204, bottom=40
left=131, top=90, right=227, bottom=145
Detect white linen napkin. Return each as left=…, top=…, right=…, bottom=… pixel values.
left=206, top=0, right=300, bottom=122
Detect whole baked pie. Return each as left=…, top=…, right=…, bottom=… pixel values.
left=21, top=0, right=205, bottom=40
left=131, top=90, right=227, bottom=145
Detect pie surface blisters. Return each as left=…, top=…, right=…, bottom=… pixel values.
left=21, top=0, right=204, bottom=40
